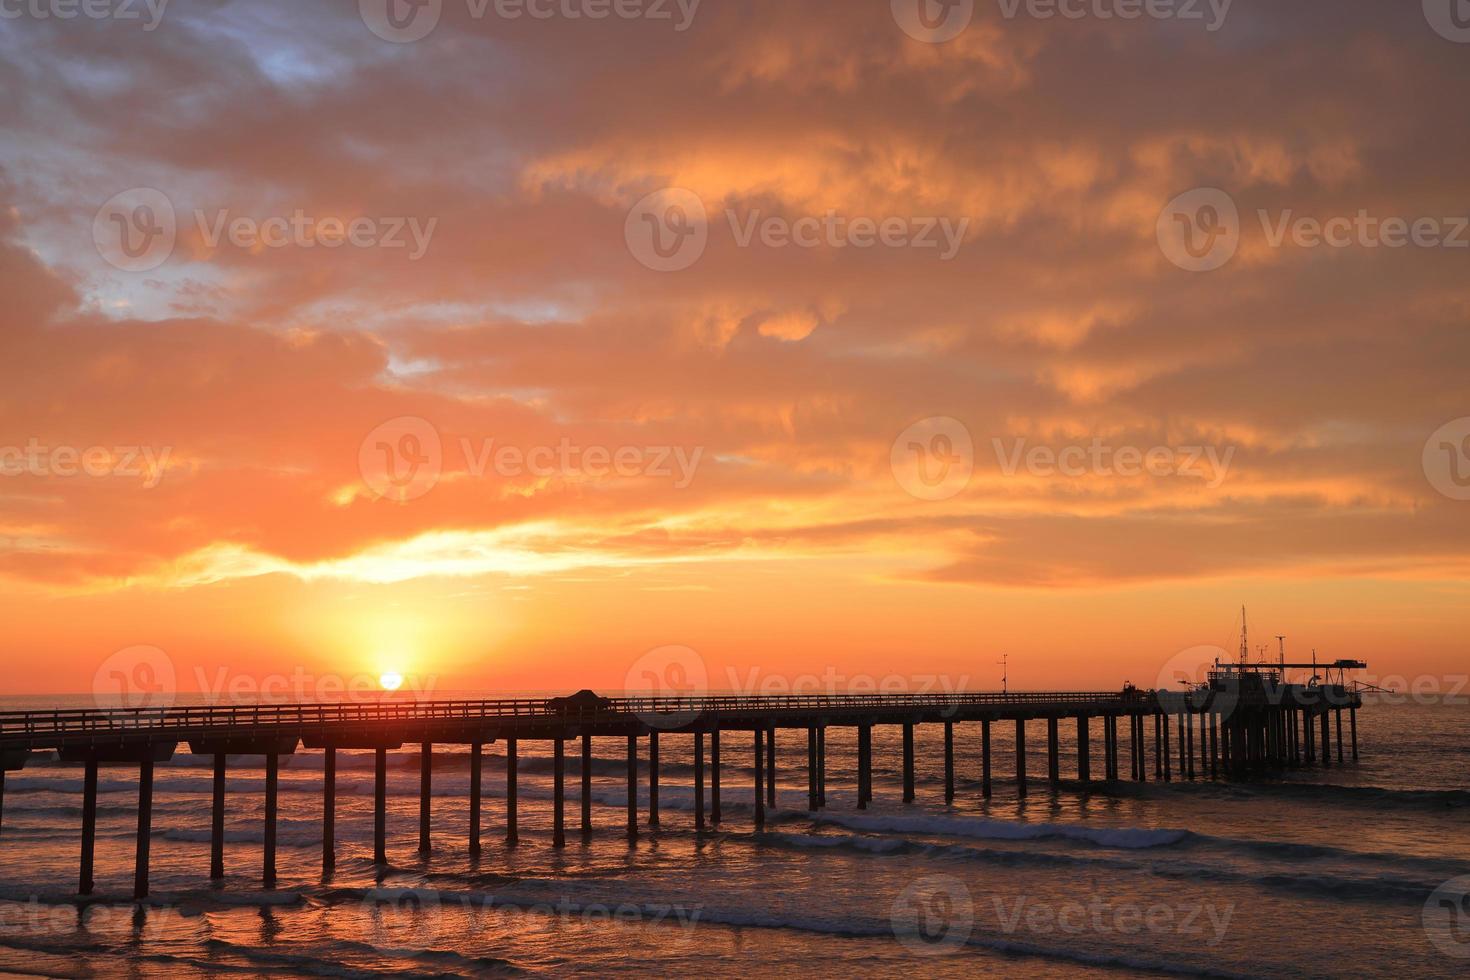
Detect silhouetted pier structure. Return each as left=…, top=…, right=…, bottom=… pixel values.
left=0, top=683, right=1363, bottom=900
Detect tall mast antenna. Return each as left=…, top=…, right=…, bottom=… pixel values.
left=997, top=652, right=1008, bottom=695
left=1239, top=606, right=1249, bottom=664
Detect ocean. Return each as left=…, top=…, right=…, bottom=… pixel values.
left=0, top=695, right=1466, bottom=977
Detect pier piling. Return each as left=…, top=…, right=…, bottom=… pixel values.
left=505, top=738, right=519, bottom=845
left=626, top=735, right=638, bottom=841
left=694, top=732, right=706, bottom=830
left=945, top=721, right=956, bottom=802
left=1046, top=718, right=1059, bottom=785
left=374, top=748, right=387, bottom=865
left=754, top=728, right=766, bottom=828
left=902, top=723, right=915, bottom=803
left=469, top=740, right=482, bottom=857
left=79, top=759, right=97, bottom=896
left=418, top=743, right=432, bottom=855
left=1015, top=719, right=1027, bottom=798
left=818, top=727, right=826, bottom=808
left=981, top=719, right=992, bottom=798
left=649, top=731, right=660, bottom=828
left=554, top=737, right=566, bottom=847
left=1078, top=715, right=1090, bottom=782
left=133, top=758, right=154, bottom=901
left=263, top=753, right=278, bottom=887
left=323, top=748, right=336, bottom=871
left=766, top=728, right=776, bottom=808
left=211, top=753, right=226, bottom=880
left=581, top=732, right=593, bottom=837
left=710, top=727, right=722, bottom=825
left=264, top=758, right=277, bottom=887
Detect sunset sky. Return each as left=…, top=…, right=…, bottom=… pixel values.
left=1, top=1, right=1467, bottom=698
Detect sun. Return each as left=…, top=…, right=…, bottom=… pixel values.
left=379, top=671, right=404, bottom=692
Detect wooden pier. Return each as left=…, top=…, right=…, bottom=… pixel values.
left=0, top=684, right=1363, bottom=900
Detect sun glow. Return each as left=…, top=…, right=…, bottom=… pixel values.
left=379, top=672, right=404, bottom=692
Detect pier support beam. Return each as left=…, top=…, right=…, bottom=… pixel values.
left=79, top=759, right=98, bottom=896
left=902, top=723, right=916, bottom=803
left=1335, top=709, right=1344, bottom=764
left=1320, top=712, right=1331, bottom=767
left=649, top=731, right=660, bottom=828
left=418, top=742, right=432, bottom=855
left=857, top=724, right=872, bottom=809
left=581, top=733, right=593, bottom=838
left=1138, top=715, right=1148, bottom=782
left=554, top=738, right=566, bottom=847
left=1350, top=708, right=1359, bottom=761
left=807, top=727, right=819, bottom=811
left=1077, top=715, right=1090, bottom=783
left=944, top=722, right=956, bottom=802
left=1186, top=713, right=1196, bottom=780
left=818, top=727, right=827, bottom=808
left=1015, top=719, right=1027, bottom=798
left=210, top=753, right=226, bottom=881
left=754, top=728, right=766, bottom=828
left=374, top=748, right=387, bottom=865
left=1208, top=714, right=1219, bottom=778
left=264, top=753, right=279, bottom=887
left=981, top=719, right=992, bottom=798
left=766, top=728, right=776, bottom=809
left=694, top=732, right=706, bottom=830
left=323, top=748, right=336, bottom=872
left=1163, top=714, right=1172, bottom=782
left=626, top=735, right=639, bottom=841
left=710, top=727, right=722, bottom=825
left=1046, top=718, right=1059, bottom=785
left=469, top=740, right=482, bottom=857
left=505, top=739, right=519, bottom=845
left=133, top=759, right=154, bottom=901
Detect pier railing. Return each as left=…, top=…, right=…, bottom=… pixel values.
left=0, top=691, right=1140, bottom=739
